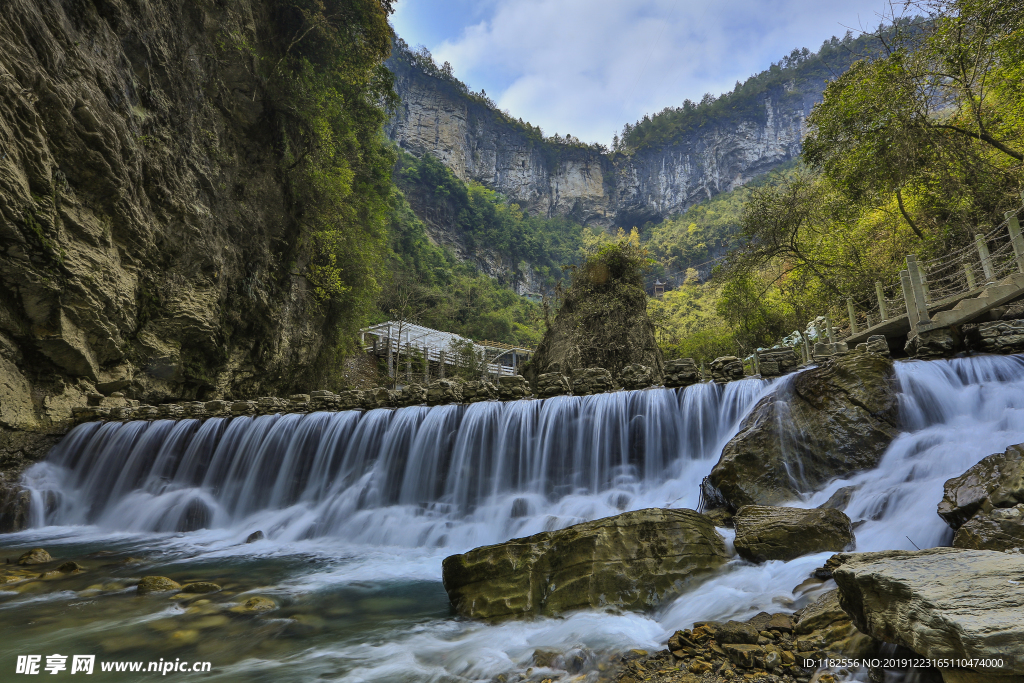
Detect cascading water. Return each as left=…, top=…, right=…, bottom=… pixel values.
left=21, top=380, right=770, bottom=549
left=3, top=355, right=1024, bottom=683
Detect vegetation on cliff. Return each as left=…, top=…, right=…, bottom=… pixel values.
left=656, top=0, right=1024, bottom=359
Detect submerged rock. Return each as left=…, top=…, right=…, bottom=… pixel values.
left=137, top=576, right=181, bottom=594
left=709, top=353, right=899, bottom=509
left=180, top=582, right=221, bottom=594
left=833, top=548, right=1024, bottom=682
left=733, top=505, right=854, bottom=562
left=441, top=508, right=727, bottom=622
left=17, top=548, right=52, bottom=565
left=233, top=596, right=277, bottom=613
left=245, top=530, right=265, bottom=543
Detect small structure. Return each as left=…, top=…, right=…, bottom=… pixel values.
left=360, top=322, right=533, bottom=380
left=653, top=279, right=666, bottom=299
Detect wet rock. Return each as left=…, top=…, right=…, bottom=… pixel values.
left=55, top=561, right=84, bottom=573
left=0, top=486, right=32, bottom=533
left=426, top=379, right=463, bottom=406
left=905, top=327, right=961, bottom=359
left=137, top=576, right=181, bottom=593
left=832, top=548, right=1024, bottom=682
left=733, top=505, right=855, bottom=562
left=399, top=383, right=427, bottom=406
left=617, top=363, right=654, bottom=390
left=818, top=486, right=858, bottom=511
left=718, top=620, right=759, bottom=645
left=938, top=442, right=1024, bottom=528
left=496, top=375, right=529, bottom=400
left=953, top=504, right=1024, bottom=551
left=245, top=530, right=265, bottom=543
left=793, top=588, right=878, bottom=659
left=571, top=367, right=614, bottom=395
left=230, top=401, right=256, bottom=416
left=663, top=358, right=700, bottom=388
left=535, top=372, right=571, bottom=399
left=335, top=390, right=364, bottom=411
left=709, top=353, right=899, bottom=509
left=203, top=400, right=230, bottom=417
left=441, top=508, right=727, bottom=622
left=180, top=582, right=222, bottom=594
left=233, top=596, right=277, bottom=613
left=709, top=356, right=745, bottom=383
left=17, top=548, right=52, bottom=565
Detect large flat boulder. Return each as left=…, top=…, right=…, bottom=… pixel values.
left=709, top=353, right=899, bottom=508
left=441, top=508, right=727, bottom=622
left=832, top=548, right=1024, bottom=682
left=733, top=505, right=854, bottom=562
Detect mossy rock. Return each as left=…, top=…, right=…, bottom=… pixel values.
left=17, top=548, right=52, bottom=565
left=180, top=582, right=222, bottom=594
left=442, top=508, right=727, bottom=622
left=137, top=576, right=181, bottom=594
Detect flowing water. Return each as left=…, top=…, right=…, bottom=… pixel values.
left=3, top=355, right=1024, bottom=681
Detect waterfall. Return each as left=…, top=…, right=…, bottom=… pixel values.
left=20, top=379, right=773, bottom=550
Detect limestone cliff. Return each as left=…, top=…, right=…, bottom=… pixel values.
left=0, top=0, right=363, bottom=470
left=386, top=43, right=822, bottom=229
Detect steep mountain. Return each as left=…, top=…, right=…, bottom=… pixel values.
left=385, top=34, right=880, bottom=229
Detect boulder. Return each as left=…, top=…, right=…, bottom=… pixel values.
left=733, top=505, right=854, bottom=562
left=571, top=367, right=614, bottom=395
left=497, top=375, right=530, bottom=400
left=832, top=548, right=1024, bottom=682
left=232, top=596, right=277, bottom=613
left=441, top=508, right=727, bottom=622
left=617, top=363, right=654, bottom=390
left=792, top=588, right=878, bottom=659
left=709, top=356, right=745, bottom=382
left=137, top=576, right=181, bottom=593
left=535, top=372, right=571, bottom=399
left=426, top=379, right=463, bottom=406
left=17, top=548, right=52, bottom=565
left=709, top=353, right=899, bottom=509
left=953, top=505, right=1024, bottom=551
left=663, top=358, right=700, bottom=388
left=938, top=443, right=1024, bottom=528
left=398, top=383, right=427, bottom=407
left=245, top=530, right=265, bottom=543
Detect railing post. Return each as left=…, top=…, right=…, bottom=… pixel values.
left=1005, top=210, right=1024, bottom=274
left=439, top=350, right=446, bottom=378
left=825, top=313, right=836, bottom=345
left=875, top=281, right=888, bottom=321
left=976, top=234, right=995, bottom=282
left=753, top=349, right=760, bottom=375
left=901, top=269, right=919, bottom=333
left=906, top=255, right=931, bottom=324
left=802, top=332, right=811, bottom=364
left=847, top=298, right=858, bottom=336
left=964, top=263, right=976, bottom=290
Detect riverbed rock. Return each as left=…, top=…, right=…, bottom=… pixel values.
left=17, top=548, right=52, bottom=565
left=708, top=352, right=899, bottom=509
left=535, top=372, right=571, bottom=399
left=137, top=576, right=181, bottom=594
left=710, top=356, right=745, bottom=382
left=180, top=582, right=222, bottom=594
left=441, top=508, right=727, bottom=622
left=793, top=588, right=878, bottom=659
left=663, top=358, right=700, bottom=388
left=832, top=548, right=1024, bottom=682
left=245, top=530, right=265, bottom=543
left=233, top=596, right=277, bottom=613
left=733, top=505, right=855, bottom=562
left=571, top=367, right=614, bottom=395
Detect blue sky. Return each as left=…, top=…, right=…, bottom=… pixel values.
left=391, top=0, right=899, bottom=145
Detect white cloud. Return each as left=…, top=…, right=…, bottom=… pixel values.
left=400, top=0, right=894, bottom=145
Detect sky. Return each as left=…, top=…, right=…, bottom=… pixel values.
left=390, top=0, right=899, bottom=146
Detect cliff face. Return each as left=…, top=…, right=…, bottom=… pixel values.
left=0, top=0, right=328, bottom=460
left=387, top=56, right=820, bottom=228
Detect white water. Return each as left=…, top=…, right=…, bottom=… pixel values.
left=9, top=354, right=1024, bottom=682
